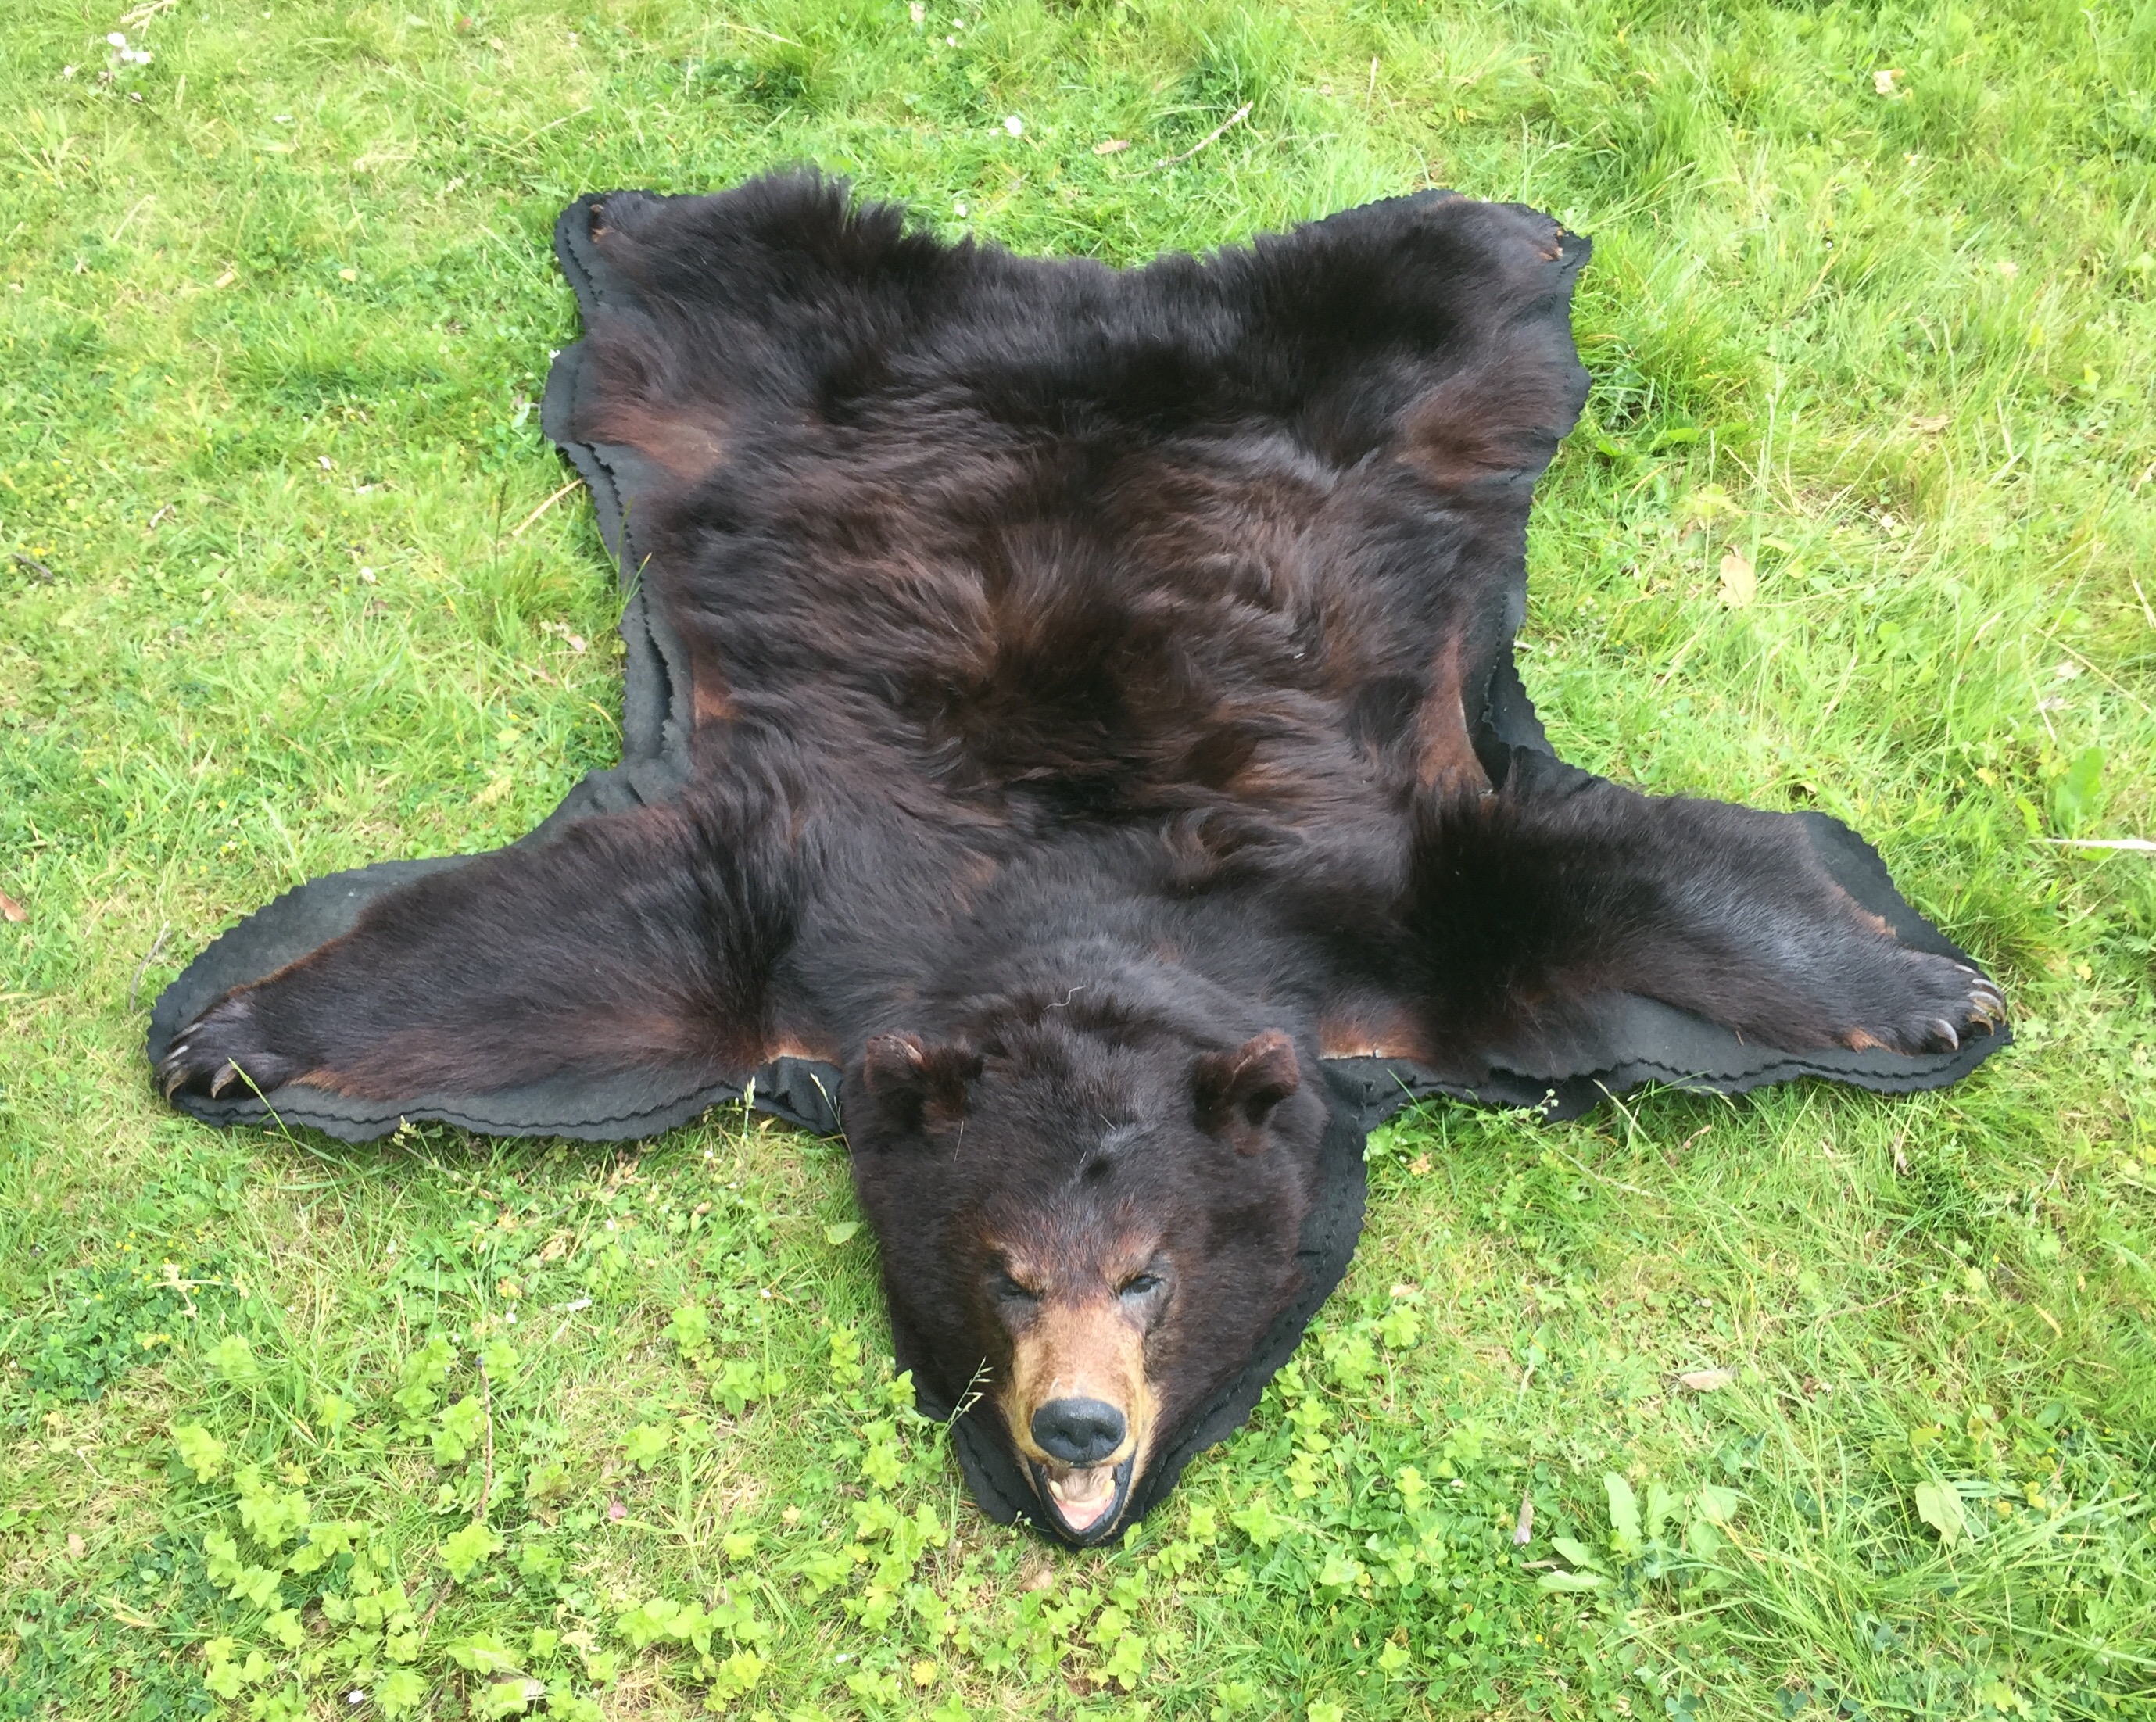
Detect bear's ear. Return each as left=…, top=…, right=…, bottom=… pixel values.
left=1191, top=1029, right=1302, bottom=1154
left=859, top=1032, right=980, bottom=1137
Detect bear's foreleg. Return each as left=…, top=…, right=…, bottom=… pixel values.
left=157, top=798, right=806, bottom=1104
left=1403, top=756, right=2004, bottom=1058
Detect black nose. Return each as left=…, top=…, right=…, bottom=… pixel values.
left=1030, top=1397, right=1126, bottom=1466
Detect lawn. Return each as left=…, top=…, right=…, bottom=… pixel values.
left=2, top=0, right=2154, bottom=1717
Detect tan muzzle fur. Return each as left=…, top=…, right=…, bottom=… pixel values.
left=1000, top=1292, right=1157, bottom=1537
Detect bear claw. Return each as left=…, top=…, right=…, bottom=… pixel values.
left=1894, top=961, right=2006, bottom=1053
left=1832, top=954, right=2007, bottom=1057
left=156, top=993, right=304, bottom=1100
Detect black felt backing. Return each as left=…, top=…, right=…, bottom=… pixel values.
left=147, top=188, right=2007, bottom=1539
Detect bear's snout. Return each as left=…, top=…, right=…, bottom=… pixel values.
left=1031, top=1397, right=1127, bottom=1467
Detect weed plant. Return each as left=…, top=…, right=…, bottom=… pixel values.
left=2, top=0, right=2153, bottom=1717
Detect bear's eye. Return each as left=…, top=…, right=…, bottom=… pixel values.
left=988, top=1270, right=1040, bottom=1306
left=1118, top=1273, right=1165, bottom=1301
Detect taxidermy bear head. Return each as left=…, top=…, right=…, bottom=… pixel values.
left=842, top=977, right=1327, bottom=1545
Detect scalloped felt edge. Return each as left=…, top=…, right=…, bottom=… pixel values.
left=148, top=187, right=2007, bottom=1541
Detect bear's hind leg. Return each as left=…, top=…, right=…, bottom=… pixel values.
left=158, top=797, right=808, bottom=1106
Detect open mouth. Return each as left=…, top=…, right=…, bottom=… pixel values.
left=1027, top=1454, right=1136, bottom=1543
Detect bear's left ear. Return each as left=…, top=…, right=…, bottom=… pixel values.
left=1191, top=1029, right=1302, bottom=1155
left=859, top=1032, right=980, bottom=1137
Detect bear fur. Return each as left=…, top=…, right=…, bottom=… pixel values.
left=158, top=175, right=2005, bottom=1543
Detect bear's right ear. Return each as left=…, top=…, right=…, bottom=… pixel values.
left=1191, top=1029, right=1302, bottom=1155
left=858, top=1033, right=980, bottom=1137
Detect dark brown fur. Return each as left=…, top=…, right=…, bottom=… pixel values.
left=159, top=176, right=2004, bottom=1541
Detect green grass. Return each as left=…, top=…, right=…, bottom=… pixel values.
left=2, top=0, right=2154, bottom=1716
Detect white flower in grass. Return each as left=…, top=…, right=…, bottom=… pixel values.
left=1003, top=114, right=1024, bottom=137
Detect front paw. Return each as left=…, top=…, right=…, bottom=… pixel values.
left=157, top=993, right=310, bottom=1100
left=1841, top=953, right=2007, bottom=1056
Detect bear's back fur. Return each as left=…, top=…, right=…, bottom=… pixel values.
left=585, top=177, right=1586, bottom=839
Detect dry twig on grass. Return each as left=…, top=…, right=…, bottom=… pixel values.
left=129, top=922, right=172, bottom=1013
left=1154, top=102, right=1252, bottom=168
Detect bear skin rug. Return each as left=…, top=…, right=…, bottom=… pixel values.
left=152, top=174, right=2009, bottom=1547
